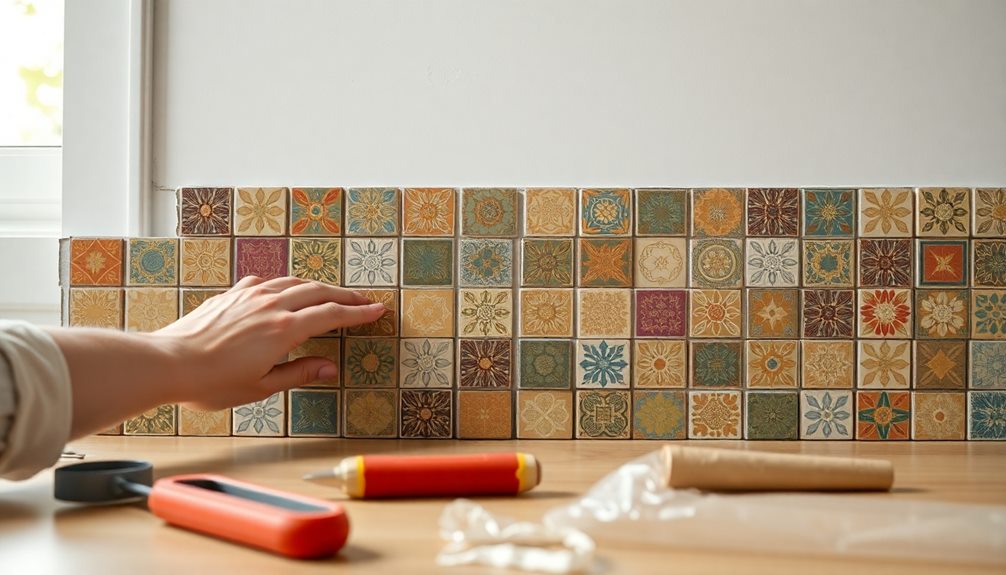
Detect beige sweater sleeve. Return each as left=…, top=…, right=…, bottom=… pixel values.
left=0, top=320, right=72, bottom=480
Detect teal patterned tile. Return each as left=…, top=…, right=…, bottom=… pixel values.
left=575, top=339, right=630, bottom=389
left=401, top=238, right=454, bottom=286
left=459, top=238, right=513, bottom=287
left=968, top=391, right=1006, bottom=440
left=288, top=389, right=340, bottom=437
left=802, top=240, right=854, bottom=287
left=802, top=188, right=855, bottom=237
left=127, top=238, right=178, bottom=286
left=461, top=188, right=518, bottom=237
left=580, top=188, right=631, bottom=236
left=290, top=187, right=342, bottom=236
left=745, top=391, right=799, bottom=439
left=690, top=340, right=743, bottom=388
left=632, top=390, right=686, bottom=439
left=520, top=339, right=573, bottom=389
left=972, top=290, right=1006, bottom=340
left=522, top=239, right=574, bottom=287
left=635, top=188, right=687, bottom=236
left=345, top=187, right=400, bottom=236
left=970, top=341, right=1006, bottom=389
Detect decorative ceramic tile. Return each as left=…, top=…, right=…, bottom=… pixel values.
left=801, top=340, right=855, bottom=388
left=858, top=188, right=913, bottom=237
left=179, top=238, right=231, bottom=286
left=457, top=390, right=512, bottom=439
left=520, top=288, right=574, bottom=337
left=689, top=289, right=742, bottom=338
left=633, top=340, right=686, bottom=388
left=691, top=188, right=744, bottom=238
left=745, top=391, right=799, bottom=439
left=690, top=340, right=743, bottom=388
left=124, top=288, right=178, bottom=332
left=401, top=238, right=454, bottom=286
left=688, top=390, right=742, bottom=439
left=288, top=389, right=340, bottom=437
left=403, top=187, right=455, bottom=236
left=180, top=288, right=225, bottom=316
left=459, top=338, right=513, bottom=388
left=578, top=238, right=633, bottom=287
left=460, top=238, right=513, bottom=287
left=801, top=289, right=855, bottom=339
left=400, top=288, right=455, bottom=337
left=745, top=340, right=798, bottom=388
left=461, top=188, right=518, bottom=237
left=912, top=392, right=966, bottom=440
left=856, top=391, right=910, bottom=440
left=858, top=289, right=912, bottom=338
left=576, top=288, right=632, bottom=338
left=634, top=237, right=687, bottom=288
left=917, top=187, right=969, bottom=237
left=458, top=288, right=513, bottom=337
left=343, top=337, right=398, bottom=387
left=802, top=188, right=855, bottom=237
left=915, top=340, right=967, bottom=390
left=972, top=290, right=1006, bottom=340
left=636, top=188, right=688, bottom=236
left=746, top=188, right=800, bottom=236
left=288, top=338, right=341, bottom=387
left=233, top=392, right=286, bottom=436
left=517, top=390, right=573, bottom=439
left=915, top=289, right=968, bottom=338
left=178, top=406, right=231, bottom=436
left=973, top=188, right=1006, bottom=237
left=522, top=239, right=574, bottom=287
left=178, top=187, right=233, bottom=236
left=524, top=188, right=576, bottom=236
left=400, top=338, right=454, bottom=388
left=633, top=390, right=687, bottom=439
left=802, top=240, right=854, bottom=287
left=290, top=187, right=342, bottom=236
left=576, top=390, right=631, bottom=439
left=580, top=188, right=631, bottom=236
left=234, top=237, right=288, bottom=281
left=289, top=238, right=341, bottom=285
left=124, top=405, right=176, bottom=436
left=400, top=389, right=453, bottom=439
left=690, top=239, right=743, bottom=289
left=346, top=289, right=397, bottom=336
left=970, top=341, right=1006, bottom=389
left=858, top=239, right=912, bottom=288
left=575, top=339, right=630, bottom=388
left=520, top=340, right=573, bottom=389
left=127, top=238, right=178, bottom=286
left=800, top=390, right=853, bottom=440
left=857, top=340, right=911, bottom=389
left=917, top=240, right=968, bottom=287
left=344, top=238, right=397, bottom=287
left=973, top=240, right=1006, bottom=287
left=634, top=289, right=687, bottom=338
left=344, top=389, right=397, bottom=438
left=745, top=238, right=799, bottom=287
left=234, top=187, right=288, bottom=236
left=69, top=288, right=123, bottom=328
left=968, top=391, right=1006, bottom=440
left=70, top=238, right=123, bottom=286
left=345, top=187, right=400, bottom=236
left=747, top=289, right=800, bottom=339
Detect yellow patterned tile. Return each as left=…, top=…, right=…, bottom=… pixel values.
left=520, top=288, right=574, bottom=337
left=524, top=188, right=576, bottom=236
left=401, top=289, right=455, bottom=337
left=576, top=288, right=631, bottom=338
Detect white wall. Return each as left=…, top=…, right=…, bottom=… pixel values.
left=146, top=0, right=1006, bottom=233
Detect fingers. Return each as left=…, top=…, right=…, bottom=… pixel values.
left=231, top=275, right=266, bottom=290
left=278, top=282, right=372, bottom=311
left=294, top=301, right=387, bottom=336
left=259, top=357, right=339, bottom=394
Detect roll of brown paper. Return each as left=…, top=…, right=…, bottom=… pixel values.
left=662, top=445, right=894, bottom=492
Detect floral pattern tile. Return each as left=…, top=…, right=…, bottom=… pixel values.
left=457, top=390, right=512, bottom=439
left=288, top=338, right=341, bottom=387
left=800, top=390, right=853, bottom=440
left=747, top=289, right=800, bottom=339
left=289, top=238, right=342, bottom=285
left=400, top=338, right=454, bottom=388
left=858, top=188, right=913, bottom=237
left=690, top=340, right=743, bottom=388
left=524, top=188, right=576, bottom=236
left=690, top=238, right=743, bottom=289
left=857, top=391, right=910, bottom=440
left=858, top=239, right=912, bottom=288
left=858, top=288, right=912, bottom=338
left=576, top=390, right=631, bottom=439
left=802, top=289, right=855, bottom=339
left=178, top=187, right=232, bottom=236
left=180, top=238, right=231, bottom=286
left=343, top=337, right=398, bottom=387
left=580, top=188, right=631, bottom=236
left=688, top=390, right=742, bottom=439
left=746, top=340, right=798, bottom=388
left=634, top=289, right=687, bottom=338
left=124, top=405, right=177, bottom=436
left=178, top=405, right=231, bottom=436
left=234, top=237, right=288, bottom=281
left=633, top=339, right=686, bottom=388
left=400, top=288, right=455, bottom=337
left=403, top=187, right=455, bottom=236
left=345, top=187, right=400, bottom=236
left=575, top=339, right=630, bottom=389
left=691, top=188, right=744, bottom=238
left=288, top=389, right=340, bottom=437
left=915, top=289, right=968, bottom=338
left=857, top=340, right=911, bottom=389
left=346, top=289, right=397, bottom=336
left=70, top=238, right=123, bottom=286
left=522, top=239, right=574, bottom=287
left=290, top=187, right=342, bottom=236
left=520, top=288, right=574, bottom=337
left=746, top=188, right=800, bottom=236
left=801, top=340, right=855, bottom=389
left=401, top=238, right=454, bottom=286
left=973, top=240, right=1006, bottom=287
left=802, top=240, right=854, bottom=287
left=636, top=188, right=688, bottom=236
left=461, top=188, right=518, bottom=237
left=400, top=389, right=453, bottom=439
left=520, top=340, right=573, bottom=389
left=917, top=187, right=969, bottom=237
left=745, top=238, right=798, bottom=287
left=579, top=238, right=633, bottom=287
left=180, top=288, right=225, bottom=316
left=689, top=289, right=742, bottom=338
left=577, top=289, right=632, bottom=338
left=234, top=187, right=288, bottom=236
left=233, top=392, right=285, bottom=437
left=127, top=238, right=178, bottom=286
left=459, top=288, right=513, bottom=337
left=344, top=389, right=397, bottom=438
left=124, top=288, right=178, bottom=332
left=634, top=237, right=687, bottom=288
left=745, top=391, right=799, bottom=439
left=972, top=290, right=1006, bottom=340
left=912, top=392, right=965, bottom=440
left=968, top=391, right=1006, bottom=440
left=345, top=238, right=397, bottom=287
left=633, top=390, right=687, bottom=439
left=803, top=188, right=855, bottom=237
left=973, top=188, right=1006, bottom=238
left=69, top=288, right=123, bottom=329
left=915, top=340, right=966, bottom=390
left=917, top=240, right=968, bottom=287
left=459, top=338, right=512, bottom=388
left=970, top=341, right=1006, bottom=389
left=517, top=390, right=573, bottom=439
left=460, top=238, right=513, bottom=287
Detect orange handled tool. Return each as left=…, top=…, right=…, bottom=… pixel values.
left=304, top=452, right=541, bottom=498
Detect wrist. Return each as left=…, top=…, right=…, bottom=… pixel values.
left=140, top=332, right=200, bottom=404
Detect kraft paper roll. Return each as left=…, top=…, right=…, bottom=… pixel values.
left=662, top=445, right=894, bottom=492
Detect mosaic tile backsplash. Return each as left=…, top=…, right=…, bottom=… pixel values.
left=59, top=187, right=1006, bottom=440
